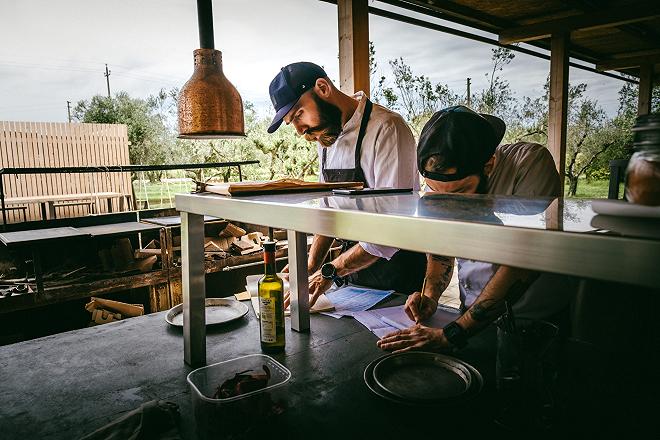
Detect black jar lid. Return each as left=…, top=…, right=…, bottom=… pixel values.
left=633, top=113, right=660, bottom=151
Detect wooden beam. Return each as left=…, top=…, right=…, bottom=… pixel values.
left=499, top=3, right=660, bottom=45
left=638, top=64, right=654, bottom=116
left=548, top=33, right=569, bottom=193
left=597, top=54, right=660, bottom=71
left=338, top=0, right=370, bottom=96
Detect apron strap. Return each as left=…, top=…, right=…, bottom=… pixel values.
left=354, top=99, right=373, bottom=171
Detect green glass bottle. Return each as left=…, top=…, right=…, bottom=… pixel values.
left=258, top=241, right=285, bottom=352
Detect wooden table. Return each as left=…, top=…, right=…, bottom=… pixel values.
left=0, top=296, right=502, bottom=440
left=0, top=295, right=653, bottom=439
left=4, top=192, right=129, bottom=220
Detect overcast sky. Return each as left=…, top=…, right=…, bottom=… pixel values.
left=0, top=0, right=628, bottom=123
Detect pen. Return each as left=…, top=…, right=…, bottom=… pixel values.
left=417, top=277, right=427, bottom=325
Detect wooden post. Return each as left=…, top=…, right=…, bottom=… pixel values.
left=638, top=64, right=654, bottom=116
left=548, top=33, right=569, bottom=192
left=338, top=0, right=370, bottom=96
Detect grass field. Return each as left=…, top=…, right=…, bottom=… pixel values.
left=132, top=177, right=617, bottom=209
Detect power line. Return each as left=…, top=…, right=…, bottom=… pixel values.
left=104, top=64, right=111, bottom=98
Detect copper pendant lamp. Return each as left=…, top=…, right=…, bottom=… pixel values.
left=178, top=0, right=245, bottom=139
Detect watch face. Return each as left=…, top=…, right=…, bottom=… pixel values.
left=321, top=263, right=335, bottom=278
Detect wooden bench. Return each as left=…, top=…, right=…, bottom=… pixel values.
left=53, top=201, right=95, bottom=219
left=1, top=205, right=28, bottom=223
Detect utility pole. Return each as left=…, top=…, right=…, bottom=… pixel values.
left=104, top=64, right=111, bottom=98
left=466, top=77, right=471, bottom=108
left=66, top=101, right=72, bottom=122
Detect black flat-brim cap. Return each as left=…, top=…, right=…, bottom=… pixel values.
left=417, top=106, right=506, bottom=173
left=267, top=62, right=328, bottom=133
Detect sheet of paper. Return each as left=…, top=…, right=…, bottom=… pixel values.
left=234, top=291, right=250, bottom=301
left=353, top=304, right=460, bottom=337
left=321, top=285, right=394, bottom=319
left=246, top=274, right=334, bottom=319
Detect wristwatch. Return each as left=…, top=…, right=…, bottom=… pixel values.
left=321, top=263, right=344, bottom=287
left=442, top=321, right=468, bottom=349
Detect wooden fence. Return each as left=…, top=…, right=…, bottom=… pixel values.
left=0, top=121, right=132, bottom=223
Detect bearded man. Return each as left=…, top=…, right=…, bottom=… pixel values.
left=267, top=62, right=425, bottom=306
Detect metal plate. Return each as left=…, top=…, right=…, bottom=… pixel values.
left=166, top=298, right=248, bottom=327
left=370, top=352, right=477, bottom=404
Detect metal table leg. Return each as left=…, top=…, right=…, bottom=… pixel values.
left=32, top=249, right=44, bottom=295
left=182, top=212, right=206, bottom=367
left=287, top=230, right=310, bottom=332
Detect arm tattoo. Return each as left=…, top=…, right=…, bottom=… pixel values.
left=469, top=299, right=502, bottom=322
left=431, top=255, right=452, bottom=264
left=468, top=277, right=536, bottom=322
left=428, top=255, right=454, bottom=292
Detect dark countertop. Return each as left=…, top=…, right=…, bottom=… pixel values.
left=0, top=297, right=498, bottom=440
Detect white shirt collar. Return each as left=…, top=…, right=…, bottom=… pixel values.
left=340, top=91, right=367, bottom=135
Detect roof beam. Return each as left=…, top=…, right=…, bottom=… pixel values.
left=597, top=54, right=660, bottom=71
left=499, top=2, right=660, bottom=45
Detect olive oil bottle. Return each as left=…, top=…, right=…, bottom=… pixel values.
left=258, top=241, right=285, bottom=352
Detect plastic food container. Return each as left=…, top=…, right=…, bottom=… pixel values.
left=187, top=354, right=291, bottom=439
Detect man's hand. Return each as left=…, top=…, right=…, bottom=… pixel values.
left=308, top=270, right=333, bottom=307
left=376, top=325, right=449, bottom=353
left=404, top=291, right=438, bottom=323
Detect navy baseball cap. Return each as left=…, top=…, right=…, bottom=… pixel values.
left=267, top=62, right=328, bottom=133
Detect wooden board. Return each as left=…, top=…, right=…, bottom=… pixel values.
left=76, top=222, right=162, bottom=238
left=0, top=227, right=89, bottom=246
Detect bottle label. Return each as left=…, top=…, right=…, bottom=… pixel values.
left=259, top=297, right=276, bottom=343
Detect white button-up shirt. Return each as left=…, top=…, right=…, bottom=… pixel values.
left=318, top=92, right=419, bottom=259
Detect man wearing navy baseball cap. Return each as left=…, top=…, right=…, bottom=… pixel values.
left=268, top=61, right=425, bottom=307
left=378, top=105, right=576, bottom=356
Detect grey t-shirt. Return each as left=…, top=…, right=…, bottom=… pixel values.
left=487, top=142, right=561, bottom=197
left=457, top=142, right=575, bottom=319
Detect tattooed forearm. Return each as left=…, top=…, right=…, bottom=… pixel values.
left=460, top=268, right=540, bottom=333
left=426, top=255, right=454, bottom=295
left=469, top=299, right=503, bottom=322
left=431, top=255, right=453, bottom=264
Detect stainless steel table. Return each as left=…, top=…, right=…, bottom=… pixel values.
left=175, top=191, right=660, bottom=366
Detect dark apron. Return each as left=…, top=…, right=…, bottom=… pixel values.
left=322, top=99, right=425, bottom=294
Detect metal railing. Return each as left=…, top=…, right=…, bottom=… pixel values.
left=0, top=160, right=259, bottom=228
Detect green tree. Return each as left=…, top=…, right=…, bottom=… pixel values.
left=374, top=57, right=460, bottom=136
left=474, top=47, right=516, bottom=120
left=73, top=92, right=173, bottom=178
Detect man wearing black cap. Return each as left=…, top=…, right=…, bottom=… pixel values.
left=267, top=62, right=425, bottom=306
left=378, top=105, right=574, bottom=352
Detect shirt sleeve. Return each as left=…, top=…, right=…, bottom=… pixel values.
left=513, top=145, right=561, bottom=197
left=357, top=116, right=419, bottom=260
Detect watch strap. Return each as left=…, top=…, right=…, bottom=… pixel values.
left=443, top=321, right=468, bottom=349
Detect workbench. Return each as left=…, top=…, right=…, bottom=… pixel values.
left=1, top=294, right=652, bottom=439
left=0, top=296, right=502, bottom=439
left=175, top=191, right=660, bottom=367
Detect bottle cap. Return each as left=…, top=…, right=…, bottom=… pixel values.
left=262, top=241, right=277, bottom=252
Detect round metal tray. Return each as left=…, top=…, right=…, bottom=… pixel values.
left=166, top=298, right=249, bottom=327
left=364, top=353, right=482, bottom=405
